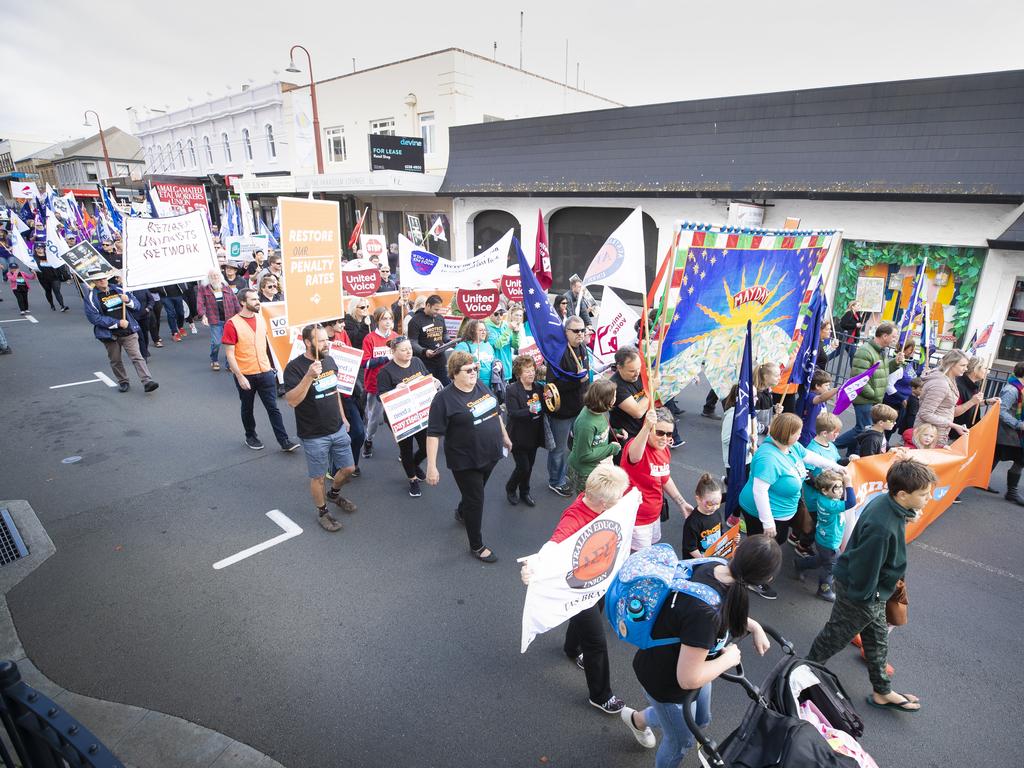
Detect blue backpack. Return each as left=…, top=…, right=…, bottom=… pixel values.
left=605, top=544, right=727, bottom=650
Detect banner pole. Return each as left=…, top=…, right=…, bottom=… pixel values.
left=653, top=229, right=681, bottom=377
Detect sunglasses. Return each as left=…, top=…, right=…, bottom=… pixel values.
left=567, top=327, right=585, bottom=334
left=357, top=304, right=370, bottom=310
left=459, top=365, right=480, bottom=374
left=654, top=429, right=673, bottom=438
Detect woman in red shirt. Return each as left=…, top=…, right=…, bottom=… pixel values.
left=623, top=408, right=693, bottom=550
left=361, top=307, right=399, bottom=458
left=519, top=464, right=637, bottom=717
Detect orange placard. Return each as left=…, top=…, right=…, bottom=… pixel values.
left=260, top=301, right=297, bottom=379
left=279, top=197, right=343, bottom=328
left=843, top=407, right=997, bottom=543
left=705, top=523, right=741, bottom=559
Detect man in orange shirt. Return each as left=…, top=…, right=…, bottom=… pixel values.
left=222, top=288, right=299, bottom=452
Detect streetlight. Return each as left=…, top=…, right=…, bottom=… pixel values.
left=286, top=45, right=324, bottom=175
left=82, top=110, right=113, bottom=178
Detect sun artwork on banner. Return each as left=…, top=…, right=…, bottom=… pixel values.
left=685, top=260, right=795, bottom=340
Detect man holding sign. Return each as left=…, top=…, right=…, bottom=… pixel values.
left=83, top=276, right=159, bottom=395
left=284, top=324, right=358, bottom=532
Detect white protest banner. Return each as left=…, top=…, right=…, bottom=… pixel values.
left=380, top=375, right=437, bottom=441
left=398, top=229, right=511, bottom=290
left=122, top=210, right=219, bottom=290
left=581, top=207, right=647, bottom=298
left=327, top=342, right=363, bottom=396
left=591, top=287, right=640, bottom=369
left=520, top=488, right=640, bottom=653
left=359, top=233, right=387, bottom=261
left=9, top=181, right=39, bottom=200
left=43, top=215, right=70, bottom=268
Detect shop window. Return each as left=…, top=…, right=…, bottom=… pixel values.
left=370, top=118, right=395, bottom=136
left=325, top=126, right=346, bottom=162
left=419, top=112, right=436, bottom=155
left=83, top=161, right=99, bottom=181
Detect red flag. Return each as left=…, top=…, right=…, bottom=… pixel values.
left=534, top=209, right=553, bottom=291
left=347, top=206, right=368, bottom=251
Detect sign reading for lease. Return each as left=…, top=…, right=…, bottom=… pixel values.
left=122, top=210, right=219, bottom=290
left=369, top=134, right=425, bottom=173
left=380, top=375, right=437, bottom=441
left=279, top=197, right=343, bottom=328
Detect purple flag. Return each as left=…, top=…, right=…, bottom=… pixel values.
left=833, top=362, right=880, bottom=415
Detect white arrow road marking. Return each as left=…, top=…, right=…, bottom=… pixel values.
left=94, top=371, right=117, bottom=387
left=50, top=371, right=119, bottom=390
left=25, top=314, right=38, bottom=324
left=213, top=510, right=302, bottom=570
left=0, top=315, right=37, bottom=324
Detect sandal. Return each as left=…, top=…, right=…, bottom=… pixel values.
left=471, top=546, right=497, bottom=563
left=865, top=693, right=920, bottom=713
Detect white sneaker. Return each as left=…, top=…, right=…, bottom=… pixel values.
left=620, top=707, right=655, bottom=749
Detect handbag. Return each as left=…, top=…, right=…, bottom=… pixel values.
left=885, top=578, right=908, bottom=626
left=542, top=414, right=556, bottom=452
left=660, top=495, right=670, bottom=523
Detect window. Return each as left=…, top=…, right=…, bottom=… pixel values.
left=222, top=132, right=232, bottom=164
left=115, top=163, right=130, bottom=176
left=83, top=161, right=99, bottom=181
left=166, top=144, right=174, bottom=169
left=176, top=141, right=185, bottom=167
left=155, top=145, right=164, bottom=169
left=203, top=136, right=213, bottom=164
left=186, top=139, right=196, bottom=167
left=370, top=118, right=395, bottom=136
left=242, top=128, right=253, bottom=161
left=265, top=124, right=276, bottom=159
left=325, top=125, right=347, bottom=162
left=419, top=111, right=436, bottom=155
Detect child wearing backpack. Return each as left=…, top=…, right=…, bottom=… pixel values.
left=620, top=536, right=781, bottom=759
left=682, top=474, right=725, bottom=559
left=794, top=469, right=856, bottom=602
left=807, top=459, right=936, bottom=713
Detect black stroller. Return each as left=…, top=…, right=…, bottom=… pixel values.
left=682, top=626, right=869, bottom=768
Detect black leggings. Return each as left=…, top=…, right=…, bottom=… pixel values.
left=742, top=509, right=792, bottom=545
left=13, top=289, right=28, bottom=311
left=451, top=461, right=496, bottom=552
left=398, top=431, right=428, bottom=478
left=506, top=446, right=538, bottom=496
left=563, top=599, right=611, bottom=704
left=40, top=279, right=66, bottom=309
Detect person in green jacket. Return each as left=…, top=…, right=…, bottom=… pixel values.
left=807, top=458, right=936, bottom=714
left=485, top=308, right=517, bottom=382
left=566, top=378, right=621, bottom=495
left=836, top=322, right=904, bottom=452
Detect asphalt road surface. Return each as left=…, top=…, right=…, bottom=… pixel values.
left=2, top=300, right=1022, bottom=768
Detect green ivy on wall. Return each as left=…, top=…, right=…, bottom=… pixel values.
left=835, top=241, right=986, bottom=342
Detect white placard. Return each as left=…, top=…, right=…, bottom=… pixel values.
left=326, top=342, right=363, bottom=396
left=122, top=210, right=219, bottom=290
left=9, top=181, right=39, bottom=200
left=380, top=374, right=437, bottom=441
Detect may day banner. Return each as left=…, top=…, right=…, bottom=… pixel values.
left=659, top=224, right=836, bottom=398
left=398, top=229, right=511, bottom=290
left=842, top=407, right=997, bottom=547
left=278, top=197, right=343, bottom=328
left=520, top=489, right=640, bottom=653
left=122, top=211, right=219, bottom=291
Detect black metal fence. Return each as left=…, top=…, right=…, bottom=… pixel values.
left=0, top=661, right=122, bottom=768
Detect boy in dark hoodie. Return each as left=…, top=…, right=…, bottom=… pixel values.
left=854, top=403, right=898, bottom=458
left=807, top=458, right=936, bottom=713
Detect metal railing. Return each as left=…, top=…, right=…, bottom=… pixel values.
left=0, top=661, right=123, bottom=768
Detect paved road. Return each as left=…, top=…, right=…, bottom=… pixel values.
left=2, top=300, right=1022, bottom=768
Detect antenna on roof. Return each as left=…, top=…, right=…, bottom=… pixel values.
left=519, top=11, right=523, bottom=69
left=352, top=57, right=356, bottom=72
left=576, top=62, right=580, bottom=89
left=493, top=41, right=497, bottom=61
left=564, top=40, right=568, bottom=85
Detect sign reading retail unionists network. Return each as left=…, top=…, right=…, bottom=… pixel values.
left=278, top=197, right=344, bottom=328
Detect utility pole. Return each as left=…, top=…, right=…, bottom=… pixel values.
left=564, top=40, right=568, bottom=85
left=519, top=11, right=524, bottom=69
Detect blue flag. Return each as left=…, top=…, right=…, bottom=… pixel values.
left=789, top=285, right=827, bottom=389
left=725, top=320, right=755, bottom=520
left=897, top=260, right=927, bottom=349
left=514, top=237, right=586, bottom=381
left=99, top=186, right=123, bottom=232
left=259, top=218, right=279, bottom=250
left=272, top=206, right=280, bottom=243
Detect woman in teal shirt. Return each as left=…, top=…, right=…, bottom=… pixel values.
left=455, top=320, right=497, bottom=388
left=485, top=308, right=516, bottom=382
left=739, top=413, right=843, bottom=599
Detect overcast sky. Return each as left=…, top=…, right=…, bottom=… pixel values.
left=2, top=0, right=1022, bottom=141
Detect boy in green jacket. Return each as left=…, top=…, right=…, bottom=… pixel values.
left=566, top=379, right=621, bottom=495
left=807, top=458, right=936, bottom=713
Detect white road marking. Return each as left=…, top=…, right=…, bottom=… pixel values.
left=912, top=541, right=1024, bottom=584
left=25, top=314, right=37, bottom=324
left=94, top=371, right=117, bottom=387
left=50, top=371, right=119, bottom=390
left=50, top=378, right=101, bottom=390
left=0, top=317, right=28, bottom=324
left=212, top=510, right=302, bottom=570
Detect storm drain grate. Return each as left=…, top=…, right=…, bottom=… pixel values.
left=0, top=508, right=29, bottom=566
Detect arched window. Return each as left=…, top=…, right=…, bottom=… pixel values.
left=222, top=132, right=232, bottom=164
left=242, top=128, right=253, bottom=161
left=203, top=136, right=213, bottom=164
left=166, top=144, right=174, bottom=169
left=186, top=139, right=196, bottom=167
left=176, top=141, right=185, bottom=166
left=265, top=124, right=276, bottom=159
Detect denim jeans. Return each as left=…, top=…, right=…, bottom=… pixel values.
left=641, top=684, right=712, bottom=768
left=208, top=322, right=224, bottom=363
left=162, top=296, right=185, bottom=335
left=235, top=370, right=289, bottom=446
left=342, top=397, right=364, bottom=466
left=836, top=402, right=873, bottom=450
left=546, top=416, right=574, bottom=487
left=796, top=544, right=838, bottom=587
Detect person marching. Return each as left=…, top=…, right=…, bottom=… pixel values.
left=682, top=474, right=725, bottom=560
left=566, top=378, right=621, bottom=496
left=455, top=319, right=497, bottom=391
left=547, top=315, right=592, bottom=496
left=377, top=336, right=432, bottom=497
left=83, top=276, right=159, bottom=394
left=35, top=243, right=68, bottom=312
left=7, top=263, right=35, bottom=314
left=503, top=355, right=545, bottom=506
left=408, top=294, right=450, bottom=385
left=361, top=307, right=399, bottom=459
left=284, top=324, right=358, bottom=533
left=196, top=268, right=242, bottom=372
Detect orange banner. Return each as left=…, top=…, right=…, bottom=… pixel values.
left=279, top=197, right=343, bottom=328
left=844, top=407, right=997, bottom=543
left=705, top=523, right=741, bottom=559
left=261, top=301, right=299, bottom=380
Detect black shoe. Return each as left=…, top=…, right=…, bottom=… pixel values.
left=506, top=489, right=519, bottom=505
left=414, top=466, right=426, bottom=480
left=362, top=440, right=373, bottom=458
left=143, top=381, right=159, bottom=393
left=1006, top=488, right=1024, bottom=507
left=548, top=483, right=572, bottom=497
left=589, top=695, right=625, bottom=714
left=60, top=305, right=69, bottom=312
left=746, top=583, right=778, bottom=600
left=454, top=509, right=465, bottom=525
left=352, top=466, right=361, bottom=477
left=0, top=348, right=10, bottom=355
left=521, top=493, right=536, bottom=507
left=117, top=382, right=129, bottom=393
left=50, top=305, right=56, bottom=311
left=701, top=410, right=721, bottom=420
left=245, top=435, right=265, bottom=450
left=408, top=479, right=422, bottom=497
left=281, top=440, right=300, bottom=452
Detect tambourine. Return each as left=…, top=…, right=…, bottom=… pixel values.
left=543, top=382, right=561, bottom=413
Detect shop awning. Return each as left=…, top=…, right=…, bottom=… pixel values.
left=232, top=170, right=442, bottom=197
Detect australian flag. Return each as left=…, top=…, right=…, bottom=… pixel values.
left=725, top=320, right=755, bottom=521
left=790, top=285, right=827, bottom=389
left=515, top=237, right=586, bottom=380
left=897, top=260, right=927, bottom=349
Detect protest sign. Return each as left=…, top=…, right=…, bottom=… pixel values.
left=841, top=407, right=997, bottom=547
left=500, top=266, right=523, bottom=302
left=520, top=489, right=640, bottom=653
left=833, top=362, right=880, bottom=415
left=704, top=523, right=741, bottom=559
left=518, top=336, right=544, bottom=368
left=150, top=182, right=211, bottom=218
left=279, top=197, right=343, bottom=328
left=261, top=302, right=296, bottom=382
left=342, top=259, right=381, bottom=297
left=224, top=235, right=269, bottom=266
left=380, top=374, right=437, bottom=441
left=60, top=241, right=117, bottom=282
left=9, top=181, right=39, bottom=200
left=456, top=285, right=501, bottom=319
left=443, top=315, right=463, bottom=339
left=122, top=210, right=219, bottom=291
left=359, top=233, right=387, bottom=261
left=398, top=230, right=511, bottom=290
left=591, top=287, right=640, bottom=369
left=327, top=342, right=363, bottom=396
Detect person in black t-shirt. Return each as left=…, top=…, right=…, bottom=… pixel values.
left=284, top=324, right=357, bottom=533
left=619, top=537, right=780, bottom=758
left=377, top=336, right=435, bottom=498
left=408, top=294, right=451, bottom=385
left=547, top=315, right=591, bottom=496
left=682, top=474, right=725, bottom=559
left=503, top=355, right=545, bottom=506
left=609, top=346, right=661, bottom=441
left=426, top=349, right=512, bottom=563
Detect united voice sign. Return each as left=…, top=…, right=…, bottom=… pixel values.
left=342, top=260, right=381, bottom=297
left=457, top=287, right=500, bottom=319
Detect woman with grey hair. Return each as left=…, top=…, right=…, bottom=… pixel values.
left=913, top=349, right=984, bottom=446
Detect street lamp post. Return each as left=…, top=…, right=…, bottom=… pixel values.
left=82, top=110, right=113, bottom=179
left=286, top=45, right=324, bottom=175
